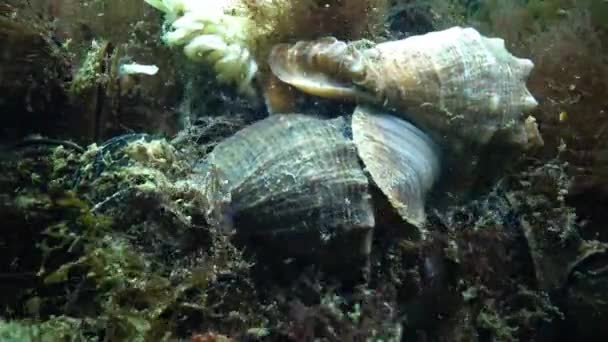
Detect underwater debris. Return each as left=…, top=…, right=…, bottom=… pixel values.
left=118, top=62, right=160, bottom=76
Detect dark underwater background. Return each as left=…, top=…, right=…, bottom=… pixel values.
left=0, top=0, right=607, bottom=341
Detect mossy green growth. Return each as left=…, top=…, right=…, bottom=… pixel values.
left=0, top=317, right=93, bottom=342
left=68, top=39, right=109, bottom=96
left=476, top=307, right=519, bottom=342
left=0, top=137, right=265, bottom=340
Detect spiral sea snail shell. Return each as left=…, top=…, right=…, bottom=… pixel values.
left=268, top=27, right=542, bottom=151
left=268, top=26, right=543, bottom=199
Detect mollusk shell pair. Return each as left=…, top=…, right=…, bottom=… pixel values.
left=193, top=108, right=440, bottom=263
left=268, top=27, right=543, bottom=153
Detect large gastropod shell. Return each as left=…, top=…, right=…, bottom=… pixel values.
left=268, top=26, right=544, bottom=198
left=268, top=26, right=543, bottom=154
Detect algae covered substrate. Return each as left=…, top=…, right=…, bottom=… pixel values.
left=1, top=0, right=608, bottom=341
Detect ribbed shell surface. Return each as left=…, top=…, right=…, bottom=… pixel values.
left=362, top=27, right=538, bottom=146
left=352, top=106, right=440, bottom=232
left=198, top=114, right=375, bottom=244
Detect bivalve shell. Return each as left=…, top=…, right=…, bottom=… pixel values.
left=195, top=114, right=376, bottom=261
left=352, top=106, right=441, bottom=233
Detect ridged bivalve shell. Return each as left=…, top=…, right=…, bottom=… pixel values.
left=352, top=106, right=441, bottom=233
left=268, top=26, right=542, bottom=153
left=195, top=114, right=376, bottom=262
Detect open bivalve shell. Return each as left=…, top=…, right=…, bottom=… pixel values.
left=193, top=109, right=446, bottom=269
left=352, top=106, right=441, bottom=232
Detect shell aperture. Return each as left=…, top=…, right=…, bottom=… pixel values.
left=268, top=37, right=376, bottom=103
